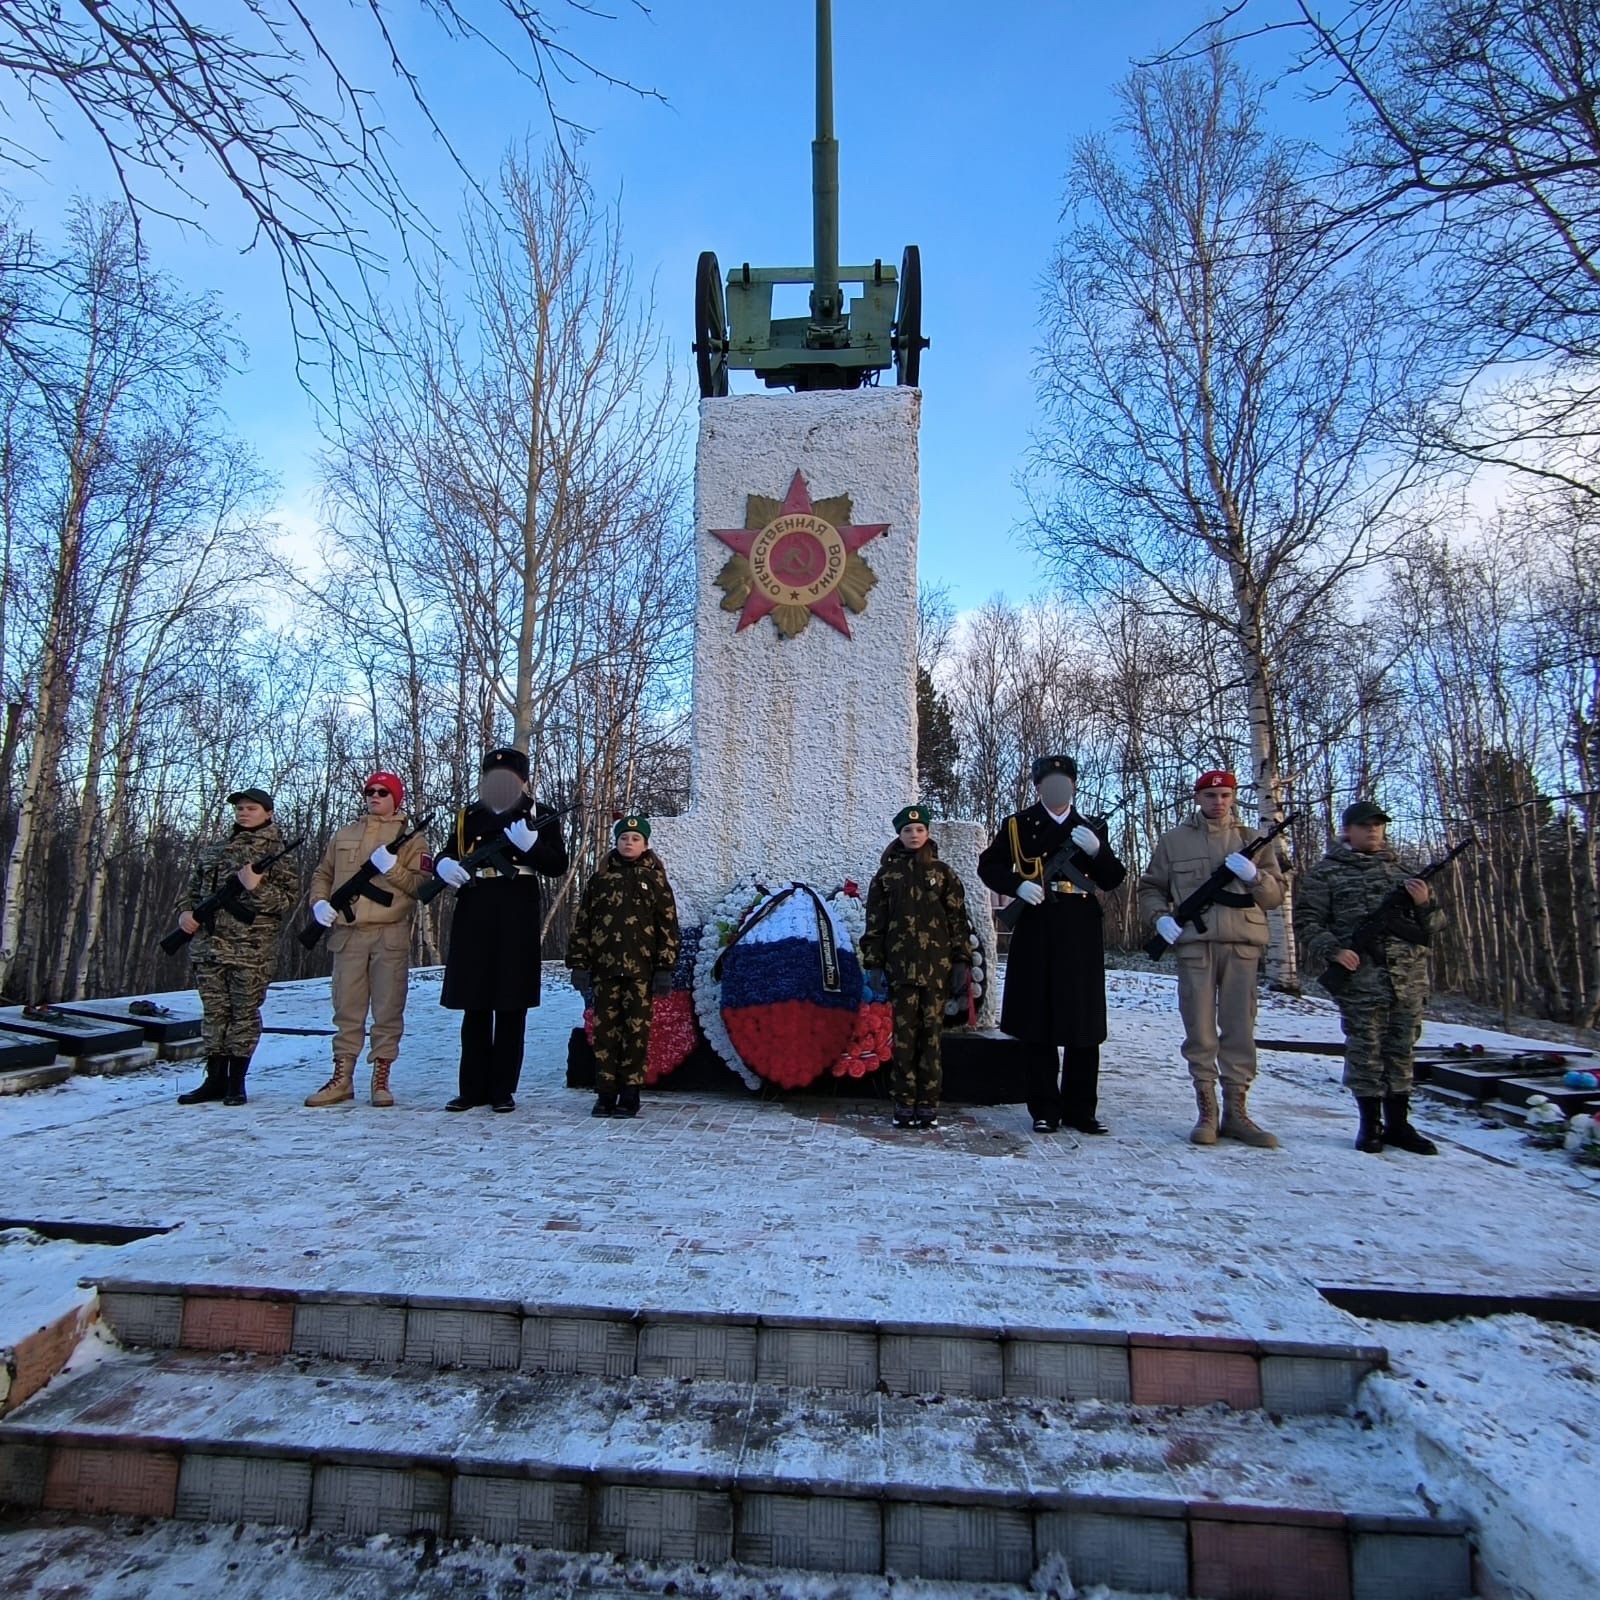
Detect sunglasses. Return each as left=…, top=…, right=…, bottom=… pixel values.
left=363, top=787, right=391, bottom=798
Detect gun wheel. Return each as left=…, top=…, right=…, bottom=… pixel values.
left=893, top=244, right=926, bottom=387
left=694, top=251, right=730, bottom=398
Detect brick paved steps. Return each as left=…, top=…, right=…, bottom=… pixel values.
left=0, top=1348, right=1472, bottom=1598
left=89, top=1279, right=1386, bottom=1416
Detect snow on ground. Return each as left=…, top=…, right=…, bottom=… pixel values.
left=0, top=1518, right=1165, bottom=1600
left=1, top=964, right=1594, bottom=1594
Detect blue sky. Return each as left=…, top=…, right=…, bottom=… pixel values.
left=3, top=1, right=1309, bottom=609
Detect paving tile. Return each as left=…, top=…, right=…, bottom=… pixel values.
left=97, top=1292, right=183, bottom=1349
left=1036, top=1505, right=1189, bottom=1593
left=755, top=1325, right=877, bottom=1390
left=882, top=1501, right=1033, bottom=1582
left=735, top=1491, right=881, bottom=1572
left=1351, top=1529, right=1473, bottom=1600
left=1260, top=1355, right=1363, bottom=1415
left=880, top=1333, right=1004, bottom=1397
left=0, top=1439, right=49, bottom=1506
left=43, top=1445, right=179, bottom=1517
left=1004, top=1338, right=1130, bottom=1402
left=404, top=1307, right=522, bottom=1370
left=1130, top=1346, right=1263, bottom=1409
left=450, top=1472, right=589, bottom=1547
left=180, top=1296, right=294, bottom=1355
left=175, top=1452, right=312, bottom=1526
left=291, top=1302, right=407, bottom=1363
left=1191, top=1516, right=1352, bottom=1600
left=590, top=1484, right=734, bottom=1564
left=635, top=1321, right=756, bottom=1383
left=310, top=1462, right=449, bottom=1536
left=520, top=1313, right=638, bottom=1378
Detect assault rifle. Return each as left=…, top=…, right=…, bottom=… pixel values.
left=997, top=833, right=1097, bottom=931
left=1319, top=836, right=1475, bottom=998
left=297, top=811, right=436, bottom=949
left=160, top=836, right=305, bottom=955
left=1143, top=813, right=1299, bottom=960
left=414, top=800, right=578, bottom=905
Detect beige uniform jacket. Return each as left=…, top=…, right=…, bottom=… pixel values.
left=1136, top=812, right=1285, bottom=949
left=308, top=814, right=429, bottom=929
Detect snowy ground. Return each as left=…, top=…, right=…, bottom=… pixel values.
left=1, top=966, right=1595, bottom=1597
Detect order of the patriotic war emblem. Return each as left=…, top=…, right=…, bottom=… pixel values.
left=712, top=469, right=888, bottom=639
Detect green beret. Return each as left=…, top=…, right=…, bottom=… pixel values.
left=614, top=814, right=651, bottom=841
left=893, top=805, right=931, bottom=832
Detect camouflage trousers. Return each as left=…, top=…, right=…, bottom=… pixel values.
left=592, top=975, right=652, bottom=1093
left=889, top=983, right=945, bottom=1105
left=193, top=958, right=271, bottom=1056
left=1337, top=979, right=1423, bottom=1097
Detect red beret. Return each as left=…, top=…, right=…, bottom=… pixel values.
left=365, top=771, right=404, bottom=805
left=1194, top=770, right=1238, bottom=792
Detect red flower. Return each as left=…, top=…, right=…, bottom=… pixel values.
left=842, top=879, right=860, bottom=898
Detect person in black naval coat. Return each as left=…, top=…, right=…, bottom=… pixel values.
left=978, top=754, right=1127, bottom=1135
left=432, top=746, right=569, bottom=1113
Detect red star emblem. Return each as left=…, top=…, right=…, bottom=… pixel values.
left=711, top=470, right=889, bottom=638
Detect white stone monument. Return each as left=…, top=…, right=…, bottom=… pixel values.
left=651, top=388, right=998, bottom=1025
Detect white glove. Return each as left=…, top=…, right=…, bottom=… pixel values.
left=503, top=818, right=537, bottom=852
left=1016, top=880, right=1046, bottom=906
left=312, top=899, right=337, bottom=928
left=1224, top=851, right=1258, bottom=882
left=437, top=858, right=472, bottom=889
left=1070, top=824, right=1100, bottom=857
left=369, top=843, right=397, bottom=874
left=1156, top=915, right=1183, bottom=945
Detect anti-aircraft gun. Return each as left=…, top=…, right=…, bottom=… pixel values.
left=693, top=0, right=927, bottom=397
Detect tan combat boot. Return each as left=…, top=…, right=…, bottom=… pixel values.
left=1220, top=1083, right=1280, bottom=1148
left=1190, top=1081, right=1219, bottom=1145
left=305, top=1059, right=355, bottom=1107
left=370, top=1058, right=395, bottom=1108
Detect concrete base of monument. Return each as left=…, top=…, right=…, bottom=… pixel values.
left=567, top=1027, right=1036, bottom=1104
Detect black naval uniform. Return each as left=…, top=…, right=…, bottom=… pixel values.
left=437, top=797, right=568, bottom=1106
left=978, top=803, right=1127, bottom=1129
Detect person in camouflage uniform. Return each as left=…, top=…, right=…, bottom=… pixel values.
left=1295, top=800, right=1442, bottom=1155
left=175, top=787, right=299, bottom=1107
left=860, top=805, right=972, bottom=1130
left=566, top=815, right=681, bottom=1119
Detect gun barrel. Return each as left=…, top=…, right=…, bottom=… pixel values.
left=811, top=0, right=840, bottom=324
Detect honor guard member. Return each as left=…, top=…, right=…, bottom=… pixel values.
left=566, top=814, right=681, bottom=1119
left=432, top=747, right=569, bottom=1113
left=304, top=771, right=430, bottom=1108
left=1295, top=800, right=1442, bottom=1156
left=1138, top=770, right=1286, bottom=1147
left=978, top=756, right=1127, bottom=1135
left=176, top=787, right=298, bottom=1107
left=860, top=805, right=972, bottom=1129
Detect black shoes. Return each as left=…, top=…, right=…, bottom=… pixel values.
left=1065, top=1117, right=1109, bottom=1136
left=914, top=1104, right=938, bottom=1128
left=1355, top=1097, right=1385, bottom=1153
left=491, top=1097, right=516, bottom=1114
left=444, top=1096, right=478, bottom=1112
left=1032, top=1117, right=1057, bottom=1133
left=178, top=1056, right=228, bottom=1105
left=592, top=1093, right=617, bottom=1118
left=1383, top=1095, right=1439, bottom=1155
left=893, top=1103, right=917, bottom=1129
left=221, top=1056, right=249, bottom=1106
left=616, top=1087, right=640, bottom=1119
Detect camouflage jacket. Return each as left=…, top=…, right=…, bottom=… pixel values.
left=182, top=820, right=298, bottom=964
left=1294, top=842, right=1442, bottom=1005
left=566, top=849, right=681, bottom=980
left=860, top=839, right=970, bottom=989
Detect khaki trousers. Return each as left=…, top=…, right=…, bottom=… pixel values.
left=1175, top=941, right=1261, bottom=1087
left=328, top=921, right=411, bottom=1063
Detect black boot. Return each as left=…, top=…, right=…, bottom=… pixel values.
left=177, top=1055, right=228, bottom=1105
left=1383, top=1095, right=1438, bottom=1155
left=1354, top=1096, right=1385, bottom=1153
left=222, top=1055, right=250, bottom=1106
left=592, top=1092, right=617, bottom=1118
left=616, top=1086, right=640, bottom=1119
